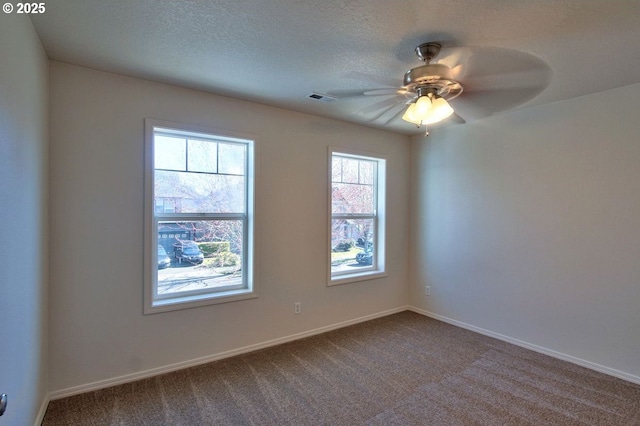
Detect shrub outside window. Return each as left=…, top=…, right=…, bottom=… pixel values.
left=329, top=148, right=386, bottom=285
left=144, top=120, right=255, bottom=313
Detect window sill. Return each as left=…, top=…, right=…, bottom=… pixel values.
left=144, top=288, right=257, bottom=314
left=328, top=271, right=387, bottom=287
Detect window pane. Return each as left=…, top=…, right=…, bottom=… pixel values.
left=332, top=156, right=342, bottom=182
left=155, top=170, right=245, bottom=213
left=187, top=139, right=217, bottom=173
left=330, top=218, right=375, bottom=274
left=219, top=143, right=245, bottom=175
left=155, top=135, right=186, bottom=171
left=341, top=158, right=359, bottom=184
left=157, top=220, right=244, bottom=296
left=359, top=160, right=374, bottom=185
left=332, top=182, right=374, bottom=214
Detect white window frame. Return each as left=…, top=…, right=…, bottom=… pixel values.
left=328, top=147, right=387, bottom=286
left=144, top=119, right=256, bottom=314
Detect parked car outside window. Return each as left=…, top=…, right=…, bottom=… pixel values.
left=158, top=245, right=171, bottom=269
left=356, top=244, right=373, bottom=265
left=173, top=240, right=204, bottom=265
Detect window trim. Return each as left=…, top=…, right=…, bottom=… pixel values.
left=144, top=119, right=257, bottom=314
left=328, top=147, right=387, bottom=286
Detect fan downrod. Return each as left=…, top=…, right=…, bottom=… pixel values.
left=415, top=42, right=441, bottom=63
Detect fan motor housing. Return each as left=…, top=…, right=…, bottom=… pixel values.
left=403, top=63, right=463, bottom=100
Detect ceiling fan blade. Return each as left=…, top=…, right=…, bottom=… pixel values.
left=382, top=103, right=411, bottom=125
left=439, top=46, right=551, bottom=92
left=359, top=97, right=401, bottom=114
left=439, top=46, right=551, bottom=123
left=368, top=103, right=404, bottom=122
left=463, top=68, right=551, bottom=92
left=444, top=112, right=466, bottom=125
left=363, top=88, right=408, bottom=96
left=354, top=97, right=406, bottom=122
left=327, top=88, right=400, bottom=99
left=437, top=46, right=474, bottom=80
left=451, top=112, right=466, bottom=124
left=448, top=95, right=489, bottom=122
left=450, top=86, right=547, bottom=122
left=342, top=71, right=402, bottom=89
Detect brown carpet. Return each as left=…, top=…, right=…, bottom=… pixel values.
left=42, top=311, right=640, bottom=425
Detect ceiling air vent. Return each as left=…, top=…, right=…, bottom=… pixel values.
left=307, top=92, right=337, bottom=102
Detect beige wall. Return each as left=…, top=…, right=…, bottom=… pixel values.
left=48, top=62, right=410, bottom=394
left=0, top=14, right=49, bottom=425
left=410, top=84, right=640, bottom=382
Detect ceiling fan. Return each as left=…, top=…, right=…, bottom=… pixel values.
left=332, top=42, right=551, bottom=136
left=397, top=42, right=462, bottom=133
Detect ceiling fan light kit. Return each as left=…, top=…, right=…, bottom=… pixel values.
left=402, top=92, right=454, bottom=126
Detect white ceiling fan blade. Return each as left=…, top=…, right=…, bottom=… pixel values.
left=437, top=46, right=473, bottom=80
left=356, top=97, right=405, bottom=122
left=368, top=103, right=404, bottom=122
left=342, top=71, right=402, bottom=89
left=327, top=88, right=399, bottom=100
left=462, top=68, right=551, bottom=91
left=450, top=87, right=547, bottom=122
left=443, top=46, right=551, bottom=123
left=327, top=87, right=410, bottom=101
left=448, top=94, right=491, bottom=122
left=382, top=102, right=413, bottom=125
left=449, top=112, right=466, bottom=124
left=439, top=46, right=551, bottom=92
left=363, top=88, right=409, bottom=96
left=434, top=112, right=466, bottom=127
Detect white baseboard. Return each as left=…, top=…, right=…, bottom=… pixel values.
left=49, top=306, right=409, bottom=400
left=34, top=393, right=50, bottom=426
left=408, top=306, right=640, bottom=386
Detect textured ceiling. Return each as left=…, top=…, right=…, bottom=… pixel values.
left=30, top=0, right=640, bottom=135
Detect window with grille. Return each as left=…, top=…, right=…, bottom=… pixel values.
left=144, top=120, right=255, bottom=313
left=329, top=149, right=386, bottom=285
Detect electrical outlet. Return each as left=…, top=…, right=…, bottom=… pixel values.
left=425, top=286, right=431, bottom=296
left=294, top=302, right=301, bottom=314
